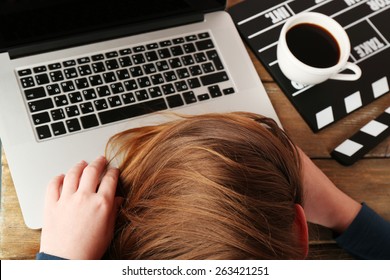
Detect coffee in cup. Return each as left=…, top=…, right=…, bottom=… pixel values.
left=277, top=12, right=361, bottom=85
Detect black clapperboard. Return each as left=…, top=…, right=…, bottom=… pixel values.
left=228, top=0, right=390, bottom=132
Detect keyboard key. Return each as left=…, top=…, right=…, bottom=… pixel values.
left=119, top=56, right=132, bottom=67
left=94, top=99, right=108, bottom=111
left=80, top=102, right=94, bottom=114
left=82, top=88, right=97, bottom=100
left=198, top=93, right=210, bottom=101
left=35, top=73, right=50, bottom=85
left=146, top=43, right=159, bottom=49
left=103, top=72, right=117, bottom=83
left=133, top=46, right=145, bottom=52
left=208, top=85, right=222, bottom=98
left=201, top=62, right=215, bottom=73
left=28, top=98, right=54, bottom=112
left=123, top=80, right=138, bottom=91
left=48, top=63, right=62, bottom=70
left=98, top=98, right=168, bottom=125
left=75, top=78, right=89, bottom=89
left=106, top=51, right=118, bottom=58
left=54, top=95, right=69, bottom=107
left=187, top=77, right=201, bottom=89
left=183, top=43, right=196, bottom=53
left=64, top=68, right=78, bottom=79
left=110, top=82, right=125, bottom=94
left=173, top=37, right=185, bottom=44
left=148, top=87, right=163, bottom=98
left=68, top=92, right=83, bottom=103
left=159, top=40, right=172, bottom=47
left=18, top=69, right=32, bottom=76
left=65, top=106, right=80, bottom=117
left=91, top=54, right=105, bottom=61
left=223, top=87, right=235, bottom=95
left=80, top=114, right=99, bottom=129
left=61, top=81, right=76, bottom=92
left=119, top=48, right=132, bottom=55
left=182, top=91, right=197, bottom=104
left=182, top=55, right=195, bottom=65
left=96, top=85, right=111, bottom=97
left=33, top=66, right=47, bottom=73
left=89, top=75, right=103, bottom=86
left=51, top=108, right=66, bottom=120
left=132, top=53, right=145, bottom=64
left=162, top=84, right=175, bottom=95
left=105, top=59, right=119, bottom=70
left=135, top=90, right=149, bottom=101
left=145, top=51, right=158, bottom=62
left=92, top=62, right=106, bottom=73
left=78, top=65, right=92, bottom=76
left=51, top=121, right=67, bottom=136
left=185, top=35, right=197, bottom=41
left=170, top=46, right=184, bottom=56
left=206, top=50, right=224, bottom=70
left=108, top=96, right=122, bottom=107
left=158, top=48, right=171, bottom=59
left=32, top=112, right=50, bottom=125
left=46, top=84, right=61, bottom=95
left=166, top=94, right=184, bottom=108
left=24, top=87, right=46, bottom=100
left=66, top=118, right=81, bottom=132
left=198, top=32, right=210, bottom=39
left=50, top=70, right=64, bottom=82
left=36, top=125, right=52, bottom=140
left=121, top=93, right=136, bottom=104
left=77, top=57, right=90, bottom=64
left=116, top=69, right=130, bottom=80
left=20, top=76, right=35, bottom=88
left=63, top=60, right=76, bottom=67
left=196, top=39, right=214, bottom=51
left=200, top=71, right=229, bottom=86
left=130, top=66, right=143, bottom=77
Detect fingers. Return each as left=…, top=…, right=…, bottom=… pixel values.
left=61, top=161, right=88, bottom=196
left=45, top=174, right=65, bottom=204
left=97, top=167, right=120, bottom=201
left=78, top=156, right=107, bottom=193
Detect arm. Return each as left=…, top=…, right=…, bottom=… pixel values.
left=299, top=149, right=390, bottom=259
left=298, top=148, right=361, bottom=233
left=39, top=156, right=122, bottom=260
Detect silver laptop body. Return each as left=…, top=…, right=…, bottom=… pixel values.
left=0, top=0, right=280, bottom=229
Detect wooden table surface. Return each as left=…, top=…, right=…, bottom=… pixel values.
left=1, top=0, right=389, bottom=260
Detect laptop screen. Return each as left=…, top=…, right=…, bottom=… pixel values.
left=0, top=0, right=226, bottom=52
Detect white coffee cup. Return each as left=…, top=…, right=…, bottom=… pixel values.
left=277, top=12, right=361, bottom=85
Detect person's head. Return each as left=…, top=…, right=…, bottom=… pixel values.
left=106, top=112, right=308, bottom=259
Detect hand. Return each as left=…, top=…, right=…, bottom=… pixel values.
left=298, top=148, right=361, bottom=233
left=40, top=156, right=123, bottom=259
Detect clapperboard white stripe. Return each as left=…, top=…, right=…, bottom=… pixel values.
left=314, top=76, right=389, bottom=130
left=331, top=106, right=390, bottom=165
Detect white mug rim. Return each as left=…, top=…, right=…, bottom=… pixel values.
left=279, top=12, right=351, bottom=74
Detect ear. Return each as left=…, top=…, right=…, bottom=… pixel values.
left=294, top=204, right=309, bottom=258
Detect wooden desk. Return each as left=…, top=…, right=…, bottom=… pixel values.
left=1, top=0, right=389, bottom=260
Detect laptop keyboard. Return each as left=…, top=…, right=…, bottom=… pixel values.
left=16, top=32, right=235, bottom=141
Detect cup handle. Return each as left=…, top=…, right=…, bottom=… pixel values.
left=331, top=62, right=362, bottom=81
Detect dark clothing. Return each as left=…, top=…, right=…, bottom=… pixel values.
left=37, top=203, right=390, bottom=260
left=335, top=203, right=390, bottom=259
left=36, top=252, right=66, bottom=260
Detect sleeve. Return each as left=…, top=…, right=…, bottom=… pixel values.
left=36, top=252, right=67, bottom=260
left=335, top=203, right=390, bottom=260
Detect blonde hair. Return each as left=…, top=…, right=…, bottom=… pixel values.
left=106, top=112, right=303, bottom=259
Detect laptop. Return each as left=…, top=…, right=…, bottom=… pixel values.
left=0, top=0, right=280, bottom=229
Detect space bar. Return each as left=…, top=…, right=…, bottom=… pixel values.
left=98, top=98, right=168, bottom=125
